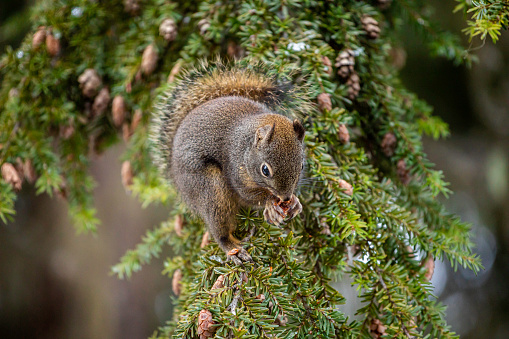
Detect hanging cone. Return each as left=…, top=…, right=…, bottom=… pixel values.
left=346, top=72, right=361, bottom=100
left=361, top=15, right=381, bottom=39
left=159, top=18, right=177, bottom=42
left=335, top=49, right=355, bottom=79
left=197, top=309, right=215, bottom=339
left=317, top=92, right=332, bottom=112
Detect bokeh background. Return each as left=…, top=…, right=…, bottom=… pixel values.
left=1, top=1, right=508, bottom=338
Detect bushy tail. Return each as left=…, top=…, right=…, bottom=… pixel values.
left=150, top=59, right=311, bottom=178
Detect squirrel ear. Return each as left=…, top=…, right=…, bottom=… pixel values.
left=255, top=123, right=276, bottom=146
left=293, top=119, right=305, bottom=142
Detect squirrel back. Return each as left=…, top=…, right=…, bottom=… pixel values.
left=151, top=59, right=310, bottom=178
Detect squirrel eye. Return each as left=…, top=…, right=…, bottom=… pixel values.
left=260, top=163, right=272, bottom=178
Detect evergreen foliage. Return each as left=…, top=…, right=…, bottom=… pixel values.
left=0, top=0, right=485, bottom=338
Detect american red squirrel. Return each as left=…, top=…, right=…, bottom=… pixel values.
left=151, top=61, right=306, bottom=264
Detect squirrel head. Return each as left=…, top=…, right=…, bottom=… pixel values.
left=246, top=116, right=305, bottom=202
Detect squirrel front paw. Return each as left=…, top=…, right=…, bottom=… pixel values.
left=227, top=247, right=253, bottom=266
left=264, top=194, right=302, bottom=226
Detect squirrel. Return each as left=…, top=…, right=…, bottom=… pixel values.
left=151, top=60, right=309, bottom=264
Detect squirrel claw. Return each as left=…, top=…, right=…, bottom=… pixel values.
left=286, top=195, right=302, bottom=220
left=263, top=201, right=285, bottom=226
left=227, top=247, right=253, bottom=265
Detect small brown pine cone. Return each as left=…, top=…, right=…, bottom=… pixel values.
left=317, top=92, right=332, bottom=112
left=346, top=72, right=361, bottom=100
left=212, top=274, right=225, bottom=290
left=131, top=109, right=143, bottom=133
left=397, top=159, right=411, bottom=185
left=45, top=32, right=61, bottom=56
left=422, top=255, right=435, bottom=281
left=361, top=15, right=381, bottom=40
left=122, top=123, right=132, bottom=143
left=123, top=0, right=140, bottom=15
left=8, top=88, right=19, bottom=98
left=320, top=217, right=332, bottom=235
left=121, top=160, right=134, bottom=188
left=369, top=318, right=387, bottom=338
left=54, top=180, right=68, bottom=200
left=377, top=0, right=392, bottom=10
left=172, top=269, right=183, bottom=296
left=227, top=41, right=244, bottom=59
left=321, top=55, right=332, bottom=75
left=381, top=132, right=397, bottom=157
left=60, top=124, right=75, bottom=140
left=167, top=61, right=182, bottom=83
left=335, top=49, right=355, bottom=79
left=389, top=47, right=406, bottom=70
left=1, top=163, right=22, bottom=191
left=174, top=214, right=184, bottom=237
left=141, top=44, right=158, bottom=76
left=92, top=87, right=110, bottom=117
left=159, top=18, right=177, bottom=42
left=197, top=19, right=210, bottom=36
left=32, top=27, right=47, bottom=50
left=112, top=95, right=127, bottom=127
left=23, top=159, right=37, bottom=184
left=198, top=309, right=215, bottom=339
left=338, top=124, right=350, bottom=144
left=338, top=179, right=353, bottom=196
left=200, top=231, right=210, bottom=248
left=78, top=69, right=102, bottom=98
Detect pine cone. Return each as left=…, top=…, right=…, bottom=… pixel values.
left=361, top=15, right=381, bottom=40
left=381, top=132, right=397, bottom=156
left=92, top=87, right=110, bottom=117
left=200, top=231, right=210, bottom=248
left=60, top=124, right=75, bottom=140
left=32, top=27, right=46, bottom=50
left=122, top=123, right=132, bottom=143
left=389, top=47, right=407, bottom=70
left=322, top=55, right=332, bottom=75
left=397, top=159, right=411, bottom=185
left=338, top=124, right=350, bottom=144
left=23, top=159, right=37, bottom=184
left=197, top=19, right=210, bottom=36
left=172, top=269, right=183, bottom=296
left=78, top=69, right=102, bottom=98
left=369, top=318, right=387, bottom=339
left=320, top=217, right=332, bottom=235
left=346, top=72, right=361, bottom=100
left=141, top=44, right=159, bottom=76
left=198, top=309, right=215, bottom=339
left=123, top=0, right=140, bottom=15
left=8, top=88, right=19, bottom=98
left=212, top=274, right=225, bottom=290
left=159, top=18, right=177, bottom=42
left=167, top=62, right=182, bottom=83
left=317, top=92, right=332, bottom=111
left=422, top=255, right=435, bottom=281
left=112, top=95, right=127, bottom=127
left=174, top=214, right=184, bottom=237
left=2, top=163, right=22, bottom=191
left=227, top=41, right=244, bottom=59
left=338, top=179, right=353, bottom=196
left=335, top=49, right=355, bottom=79
left=377, top=0, right=392, bottom=10
left=121, top=160, right=133, bottom=188
left=131, top=109, right=143, bottom=133
left=45, top=32, right=61, bottom=56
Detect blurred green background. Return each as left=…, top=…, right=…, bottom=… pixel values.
left=1, top=1, right=508, bottom=338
